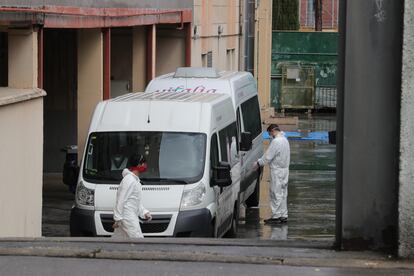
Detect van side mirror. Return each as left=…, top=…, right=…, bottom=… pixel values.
left=240, top=132, right=253, bottom=151
left=212, top=162, right=232, bottom=187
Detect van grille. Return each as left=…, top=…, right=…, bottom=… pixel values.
left=100, top=214, right=172, bottom=234
left=142, top=186, right=170, bottom=191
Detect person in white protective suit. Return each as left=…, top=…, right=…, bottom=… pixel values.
left=254, top=124, right=290, bottom=224
left=112, top=153, right=152, bottom=238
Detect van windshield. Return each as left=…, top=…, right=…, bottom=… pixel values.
left=83, top=132, right=206, bottom=184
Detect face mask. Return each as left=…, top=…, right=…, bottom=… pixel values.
left=137, top=163, right=148, bottom=173
left=130, top=163, right=147, bottom=173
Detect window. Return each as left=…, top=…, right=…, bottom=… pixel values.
left=218, top=122, right=239, bottom=166
left=306, top=0, right=315, bottom=27
left=210, top=133, right=219, bottom=169
left=236, top=107, right=242, bottom=140
left=226, top=48, right=235, bottom=71
left=202, top=51, right=213, bottom=68
left=83, top=131, right=206, bottom=184
left=241, top=96, right=262, bottom=138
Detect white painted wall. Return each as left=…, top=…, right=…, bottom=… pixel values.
left=0, top=89, right=45, bottom=237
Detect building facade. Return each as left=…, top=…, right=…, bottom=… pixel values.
left=299, top=0, right=339, bottom=30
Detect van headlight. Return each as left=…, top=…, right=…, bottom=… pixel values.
left=180, top=182, right=206, bottom=210
left=76, top=181, right=95, bottom=206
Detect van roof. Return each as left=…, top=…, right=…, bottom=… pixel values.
left=153, top=67, right=250, bottom=82
left=89, top=92, right=234, bottom=133
left=110, top=91, right=227, bottom=104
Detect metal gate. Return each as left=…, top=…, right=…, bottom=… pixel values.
left=271, top=31, right=338, bottom=111
left=280, top=63, right=315, bottom=111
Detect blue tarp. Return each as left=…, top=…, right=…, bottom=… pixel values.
left=262, top=131, right=329, bottom=142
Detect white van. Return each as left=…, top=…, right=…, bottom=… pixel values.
left=70, top=92, right=253, bottom=237
left=145, top=68, right=264, bottom=207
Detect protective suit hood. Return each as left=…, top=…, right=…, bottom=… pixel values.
left=122, top=168, right=137, bottom=179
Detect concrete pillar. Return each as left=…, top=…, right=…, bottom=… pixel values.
left=132, top=26, right=147, bottom=92
left=156, top=28, right=185, bottom=76
left=146, top=25, right=156, bottom=84
left=8, top=29, right=38, bottom=89
left=103, top=28, right=111, bottom=100
left=255, top=0, right=273, bottom=108
left=185, top=23, right=192, bottom=67
left=399, top=0, right=414, bottom=258
left=77, top=29, right=103, bottom=162
left=338, top=0, right=402, bottom=250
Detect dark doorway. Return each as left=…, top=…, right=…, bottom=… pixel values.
left=43, top=29, right=78, bottom=172
left=0, top=32, right=7, bottom=87
left=111, top=28, right=133, bottom=98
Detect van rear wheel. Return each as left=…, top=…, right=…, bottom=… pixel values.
left=224, top=202, right=239, bottom=238
left=245, top=175, right=261, bottom=208
left=210, top=219, right=217, bottom=238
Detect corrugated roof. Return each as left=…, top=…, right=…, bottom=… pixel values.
left=110, top=91, right=225, bottom=103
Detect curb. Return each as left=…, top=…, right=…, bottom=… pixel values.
left=1, top=245, right=414, bottom=270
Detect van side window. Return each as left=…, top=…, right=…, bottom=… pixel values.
left=241, top=96, right=261, bottom=138
left=218, top=122, right=238, bottom=164
left=210, top=133, right=219, bottom=169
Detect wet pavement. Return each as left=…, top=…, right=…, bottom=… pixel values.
left=42, top=174, right=73, bottom=237
left=42, top=114, right=336, bottom=241
left=237, top=114, right=336, bottom=242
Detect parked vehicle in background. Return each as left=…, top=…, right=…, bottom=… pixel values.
left=145, top=67, right=264, bottom=207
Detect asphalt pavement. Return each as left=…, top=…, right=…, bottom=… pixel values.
left=0, top=238, right=413, bottom=275
left=1, top=256, right=411, bottom=276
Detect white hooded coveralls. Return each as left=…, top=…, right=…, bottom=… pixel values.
left=258, top=133, right=290, bottom=218
left=113, top=169, right=149, bottom=238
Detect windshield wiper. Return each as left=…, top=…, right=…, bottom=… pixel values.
left=140, top=177, right=188, bottom=184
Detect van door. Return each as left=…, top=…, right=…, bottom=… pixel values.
left=239, top=96, right=263, bottom=204
left=236, top=106, right=248, bottom=193
left=210, top=133, right=224, bottom=235
left=217, top=122, right=241, bottom=236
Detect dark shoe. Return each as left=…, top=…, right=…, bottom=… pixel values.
left=279, top=217, right=288, bottom=223
left=264, top=217, right=281, bottom=224
left=264, top=217, right=288, bottom=224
